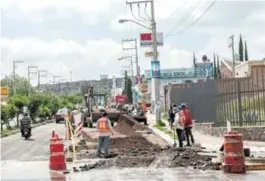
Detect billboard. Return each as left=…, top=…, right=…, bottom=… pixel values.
left=140, top=33, right=163, bottom=47
left=151, top=61, right=161, bottom=78
left=0, top=87, right=8, bottom=97
left=145, top=51, right=159, bottom=57
left=115, top=95, right=128, bottom=104
left=195, top=62, right=214, bottom=78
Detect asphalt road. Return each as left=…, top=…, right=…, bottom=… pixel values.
left=1, top=113, right=81, bottom=161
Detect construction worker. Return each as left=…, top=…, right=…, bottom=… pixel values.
left=96, top=112, right=114, bottom=157
left=172, top=106, right=185, bottom=148
left=181, top=103, right=195, bottom=146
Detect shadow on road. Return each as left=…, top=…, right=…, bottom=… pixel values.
left=24, top=138, right=36, bottom=141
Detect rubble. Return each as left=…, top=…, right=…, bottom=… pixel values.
left=73, top=118, right=222, bottom=171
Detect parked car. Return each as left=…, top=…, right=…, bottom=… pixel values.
left=55, top=108, right=68, bottom=123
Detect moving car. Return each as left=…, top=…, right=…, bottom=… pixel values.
left=55, top=108, right=68, bottom=123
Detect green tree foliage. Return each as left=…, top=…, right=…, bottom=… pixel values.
left=1, top=104, right=18, bottom=130
left=8, top=95, right=29, bottom=125
left=244, top=41, right=249, bottom=61
left=239, top=34, right=244, bottom=62
left=0, top=75, right=30, bottom=96
left=126, top=78, right=133, bottom=104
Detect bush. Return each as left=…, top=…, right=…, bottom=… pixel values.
left=156, top=120, right=166, bottom=127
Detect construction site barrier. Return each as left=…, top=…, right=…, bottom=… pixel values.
left=223, top=131, right=246, bottom=174
left=49, top=133, right=67, bottom=171
left=75, top=120, right=83, bottom=139
left=65, top=115, right=77, bottom=162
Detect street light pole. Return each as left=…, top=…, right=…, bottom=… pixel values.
left=118, top=56, right=134, bottom=76
left=28, top=66, right=38, bottom=95
left=122, top=38, right=139, bottom=77
left=229, top=35, right=235, bottom=78
left=70, top=71, right=72, bottom=82
left=38, top=70, right=47, bottom=91
left=12, top=60, right=23, bottom=94
left=150, top=0, right=161, bottom=122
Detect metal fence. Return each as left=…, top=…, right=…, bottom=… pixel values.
left=167, top=66, right=265, bottom=127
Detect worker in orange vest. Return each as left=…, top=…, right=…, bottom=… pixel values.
left=172, top=107, right=185, bottom=148
left=96, top=112, right=114, bottom=157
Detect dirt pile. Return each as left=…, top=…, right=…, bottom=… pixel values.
left=109, top=136, right=160, bottom=150
left=113, top=118, right=146, bottom=136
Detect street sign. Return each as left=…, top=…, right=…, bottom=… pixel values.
left=151, top=61, right=161, bottom=78
left=0, top=87, right=9, bottom=97
left=140, top=32, right=163, bottom=47
left=145, top=51, right=159, bottom=57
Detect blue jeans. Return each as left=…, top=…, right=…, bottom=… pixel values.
left=97, top=136, right=110, bottom=155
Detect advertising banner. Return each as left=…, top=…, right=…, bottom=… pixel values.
left=115, top=95, right=128, bottom=104
left=140, top=32, right=163, bottom=47
left=0, top=87, right=8, bottom=97
left=145, top=51, right=159, bottom=57
left=151, top=61, right=161, bottom=78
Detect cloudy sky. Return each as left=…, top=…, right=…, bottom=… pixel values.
left=0, top=0, right=264, bottom=85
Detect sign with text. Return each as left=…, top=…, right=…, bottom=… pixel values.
left=140, top=33, right=163, bottom=47
left=145, top=51, right=159, bottom=57
left=151, top=61, right=161, bottom=78
left=0, top=87, right=8, bottom=97
left=195, top=62, right=214, bottom=78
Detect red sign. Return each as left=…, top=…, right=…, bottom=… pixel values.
left=140, top=33, right=152, bottom=41
left=115, top=95, right=128, bottom=104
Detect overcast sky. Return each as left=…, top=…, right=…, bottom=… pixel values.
left=0, top=0, right=264, bottom=85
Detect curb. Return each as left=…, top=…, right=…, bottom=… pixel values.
left=0, top=119, right=54, bottom=138
left=148, top=125, right=174, bottom=145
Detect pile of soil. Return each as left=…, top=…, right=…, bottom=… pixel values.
left=109, top=135, right=160, bottom=149
left=113, top=118, right=147, bottom=136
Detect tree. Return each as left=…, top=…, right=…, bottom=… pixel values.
left=28, top=93, right=45, bottom=121
left=244, top=41, right=249, bottom=61
left=0, top=75, right=30, bottom=96
left=122, top=71, right=128, bottom=95
left=1, top=103, right=18, bottom=130
left=8, top=95, right=29, bottom=126
left=239, top=34, right=244, bottom=62
left=126, top=78, right=133, bottom=104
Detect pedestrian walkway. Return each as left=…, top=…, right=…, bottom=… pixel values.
left=147, top=113, right=265, bottom=155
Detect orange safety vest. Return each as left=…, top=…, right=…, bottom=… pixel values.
left=97, top=118, right=110, bottom=133
left=178, top=111, right=185, bottom=127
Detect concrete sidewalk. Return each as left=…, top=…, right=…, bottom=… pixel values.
left=147, top=113, right=265, bottom=156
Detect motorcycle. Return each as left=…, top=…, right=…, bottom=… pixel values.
left=22, top=127, right=31, bottom=140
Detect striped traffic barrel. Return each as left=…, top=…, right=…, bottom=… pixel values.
left=49, top=135, right=67, bottom=171
left=223, top=131, right=246, bottom=173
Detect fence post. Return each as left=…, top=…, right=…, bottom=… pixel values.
left=237, top=80, right=243, bottom=126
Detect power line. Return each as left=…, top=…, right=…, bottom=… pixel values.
left=166, top=0, right=203, bottom=36
left=167, top=0, right=218, bottom=37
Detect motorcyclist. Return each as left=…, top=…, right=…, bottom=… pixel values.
left=20, top=112, right=32, bottom=137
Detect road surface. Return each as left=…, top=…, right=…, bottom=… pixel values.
left=1, top=114, right=265, bottom=180
left=1, top=122, right=66, bottom=161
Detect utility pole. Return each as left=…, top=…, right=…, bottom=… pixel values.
left=53, top=75, right=60, bottom=93
left=122, top=38, right=139, bottom=78
left=229, top=35, right=235, bottom=78
left=12, top=60, right=23, bottom=95
left=38, top=70, right=47, bottom=91
left=28, top=66, right=38, bottom=95
left=70, top=71, right=72, bottom=82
